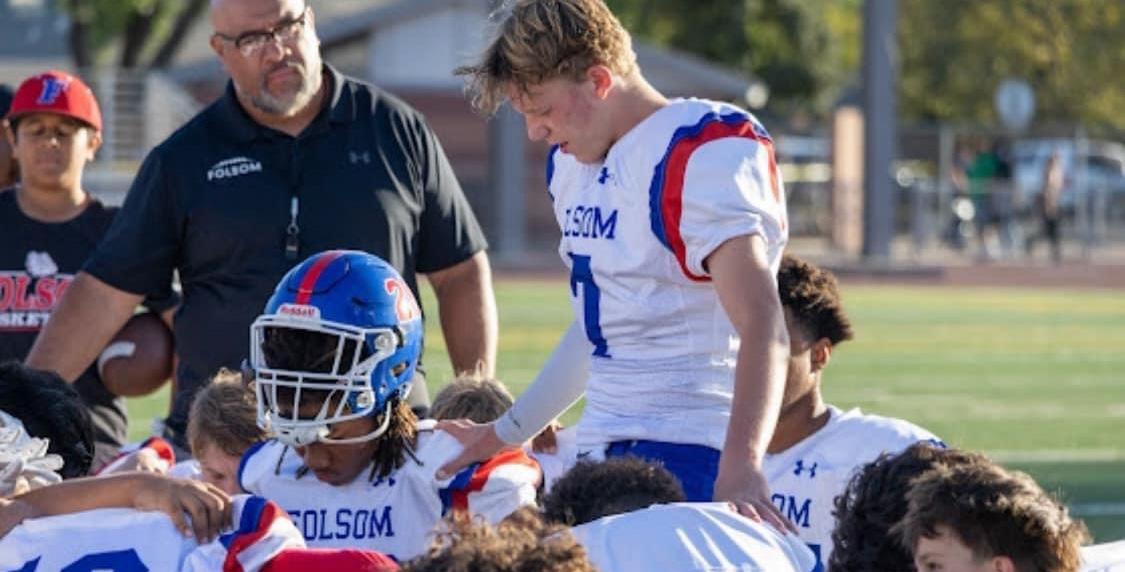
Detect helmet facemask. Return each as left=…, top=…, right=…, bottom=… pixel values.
left=249, top=316, right=412, bottom=448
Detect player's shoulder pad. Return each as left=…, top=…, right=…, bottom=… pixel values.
left=836, top=408, right=944, bottom=454
left=238, top=439, right=292, bottom=493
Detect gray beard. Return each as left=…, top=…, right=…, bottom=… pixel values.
left=248, top=66, right=322, bottom=117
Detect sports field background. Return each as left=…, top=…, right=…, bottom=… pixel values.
left=127, top=277, right=1125, bottom=541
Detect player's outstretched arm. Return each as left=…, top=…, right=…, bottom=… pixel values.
left=437, top=321, right=589, bottom=479
left=26, top=272, right=141, bottom=382
left=707, top=234, right=796, bottom=534
left=2, top=473, right=231, bottom=542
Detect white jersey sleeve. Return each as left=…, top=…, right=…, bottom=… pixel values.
left=675, top=130, right=787, bottom=278
left=1082, top=540, right=1125, bottom=571
left=0, top=495, right=304, bottom=572
left=425, top=429, right=541, bottom=524
left=571, top=502, right=816, bottom=572
left=169, top=459, right=203, bottom=480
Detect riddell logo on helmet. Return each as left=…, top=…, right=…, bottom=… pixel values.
left=207, top=157, right=263, bottom=181
left=278, top=304, right=320, bottom=320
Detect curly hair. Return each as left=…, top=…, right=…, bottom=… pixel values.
left=542, top=457, right=685, bottom=526
left=0, top=361, right=94, bottom=479
left=260, top=328, right=418, bottom=480
left=455, top=0, right=638, bottom=115
left=777, top=254, right=854, bottom=346
left=403, top=506, right=594, bottom=572
left=430, top=371, right=514, bottom=424
left=828, top=442, right=985, bottom=572
left=895, top=463, right=1089, bottom=572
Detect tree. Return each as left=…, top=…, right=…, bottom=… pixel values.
left=898, top=0, right=1125, bottom=131
left=605, top=0, right=856, bottom=115
left=62, top=0, right=207, bottom=70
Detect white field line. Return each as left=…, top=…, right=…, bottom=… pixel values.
left=987, top=449, right=1125, bottom=463
left=1070, top=503, right=1125, bottom=517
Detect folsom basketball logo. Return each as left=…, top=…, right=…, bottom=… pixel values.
left=207, top=156, right=263, bottom=181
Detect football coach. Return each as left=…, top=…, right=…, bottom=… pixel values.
left=27, top=0, right=497, bottom=455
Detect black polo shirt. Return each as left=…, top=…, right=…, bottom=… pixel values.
left=86, top=66, right=487, bottom=445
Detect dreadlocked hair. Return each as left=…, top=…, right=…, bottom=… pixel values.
left=777, top=254, right=854, bottom=345
left=261, top=327, right=419, bottom=480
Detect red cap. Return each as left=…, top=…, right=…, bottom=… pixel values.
left=6, top=70, right=102, bottom=131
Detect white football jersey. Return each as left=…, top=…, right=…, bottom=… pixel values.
left=548, top=98, right=788, bottom=453
left=571, top=502, right=816, bottom=572
left=0, top=495, right=304, bottom=572
left=763, top=406, right=943, bottom=569
left=239, top=426, right=540, bottom=561
left=1083, top=540, right=1125, bottom=571
left=527, top=426, right=578, bottom=492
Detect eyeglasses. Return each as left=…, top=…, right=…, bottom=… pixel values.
left=214, top=6, right=309, bottom=58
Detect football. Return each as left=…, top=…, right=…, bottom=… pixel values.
left=98, top=312, right=174, bottom=397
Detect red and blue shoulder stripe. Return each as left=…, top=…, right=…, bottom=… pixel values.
left=648, top=111, right=783, bottom=281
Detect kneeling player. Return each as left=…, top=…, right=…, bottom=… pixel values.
left=763, top=255, right=944, bottom=567
left=240, top=251, right=539, bottom=561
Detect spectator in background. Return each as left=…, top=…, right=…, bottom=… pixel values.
left=1027, top=150, right=1065, bottom=264
left=0, top=84, right=16, bottom=188
left=895, top=460, right=1089, bottom=572
left=26, top=0, right=497, bottom=458
left=1, top=71, right=175, bottom=468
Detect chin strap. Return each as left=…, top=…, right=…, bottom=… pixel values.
left=274, top=399, right=395, bottom=448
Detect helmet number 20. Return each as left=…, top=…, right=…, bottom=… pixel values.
left=384, top=278, right=421, bottom=322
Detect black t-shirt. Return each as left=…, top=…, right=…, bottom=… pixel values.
left=85, top=66, right=488, bottom=447
left=0, top=190, right=127, bottom=466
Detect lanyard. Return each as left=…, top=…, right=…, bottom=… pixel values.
left=285, top=196, right=300, bottom=261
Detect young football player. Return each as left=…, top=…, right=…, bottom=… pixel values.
left=828, top=443, right=986, bottom=571
left=239, top=250, right=539, bottom=561
left=430, top=373, right=576, bottom=491
left=763, top=254, right=943, bottom=567
left=440, top=0, right=791, bottom=530
left=183, top=369, right=269, bottom=493
left=896, top=461, right=1089, bottom=572
left=542, top=457, right=816, bottom=572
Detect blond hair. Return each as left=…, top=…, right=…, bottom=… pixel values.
left=430, top=372, right=514, bottom=424
left=187, top=369, right=267, bottom=458
left=456, top=0, right=637, bottom=115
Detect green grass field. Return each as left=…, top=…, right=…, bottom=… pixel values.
left=127, top=279, right=1125, bottom=541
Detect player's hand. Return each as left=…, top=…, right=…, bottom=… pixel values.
left=434, top=419, right=514, bottom=480
left=531, top=419, right=563, bottom=454
left=132, top=474, right=232, bottom=543
left=713, top=462, right=798, bottom=535
left=113, top=448, right=169, bottom=474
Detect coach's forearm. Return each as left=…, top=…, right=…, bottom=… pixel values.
left=26, top=272, right=141, bottom=381
left=495, top=321, right=588, bottom=444
left=428, top=251, right=499, bottom=377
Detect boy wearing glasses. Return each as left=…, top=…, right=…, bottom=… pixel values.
left=27, top=0, right=496, bottom=459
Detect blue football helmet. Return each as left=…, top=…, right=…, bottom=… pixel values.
left=249, top=250, right=423, bottom=447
